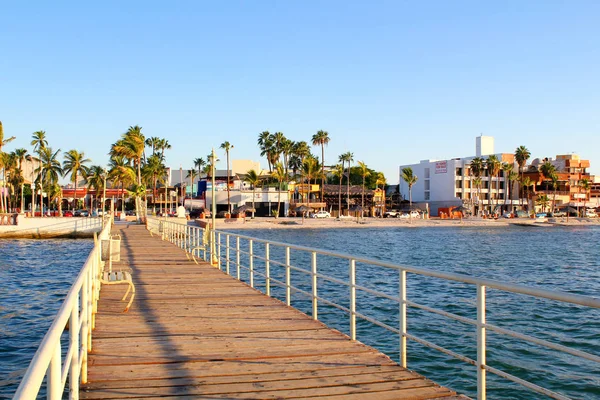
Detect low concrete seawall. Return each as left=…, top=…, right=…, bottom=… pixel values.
left=0, top=216, right=104, bottom=239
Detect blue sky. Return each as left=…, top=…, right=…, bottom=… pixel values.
left=2, top=1, right=599, bottom=183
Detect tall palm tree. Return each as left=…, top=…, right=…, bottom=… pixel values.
left=311, top=130, right=330, bottom=204
left=469, top=157, right=485, bottom=215
left=157, top=138, right=171, bottom=161
left=401, top=167, right=418, bottom=221
left=536, top=194, right=550, bottom=213
left=540, top=160, right=556, bottom=191
left=143, top=154, right=167, bottom=213
left=271, top=162, right=286, bottom=218
left=194, top=157, right=206, bottom=179
left=0, top=121, right=16, bottom=212
left=507, top=171, right=518, bottom=212
left=331, top=164, right=345, bottom=217
left=521, top=176, right=533, bottom=211
left=515, top=146, right=531, bottom=207
left=486, top=155, right=501, bottom=215
left=14, top=148, right=28, bottom=211
left=63, top=150, right=90, bottom=210
left=375, top=173, right=387, bottom=216
left=38, top=147, right=63, bottom=214
left=145, top=137, right=161, bottom=157
left=108, top=154, right=135, bottom=214
left=244, top=169, right=261, bottom=219
left=472, top=177, right=483, bottom=214
left=550, top=172, right=558, bottom=213
left=357, top=161, right=370, bottom=218
left=339, top=152, right=354, bottom=214
left=112, top=126, right=146, bottom=221
left=220, top=141, right=234, bottom=214
left=579, top=178, right=591, bottom=216
left=501, top=163, right=514, bottom=209
left=257, top=131, right=274, bottom=172
left=86, top=165, right=106, bottom=211
left=30, top=130, right=48, bottom=214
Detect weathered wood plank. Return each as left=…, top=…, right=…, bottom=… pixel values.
left=81, top=224, right=462, bottom=399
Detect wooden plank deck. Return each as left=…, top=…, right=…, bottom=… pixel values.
left=82, top=224, right=465, bottom=399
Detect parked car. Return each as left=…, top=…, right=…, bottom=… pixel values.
left=585, top=209, right=597, bottom=218
left=312, top=211, right=331, bottom=219
left=514, top=210, right=529, bottom=218
left=73, top=209, right=89, bottom=217
left=63, top=210, right=73, bottom=217
left=535, top=212, right=547, bottom=219
left=552, top=210, right=566, bottom=217
left=383, top=210, right=401, bottom=218
left=501, top=212, right=513, bottom=219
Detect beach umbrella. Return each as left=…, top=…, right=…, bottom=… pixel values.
left=294, top=205, right=313, bottom=224
left=452, top=205, right=470, bottom=219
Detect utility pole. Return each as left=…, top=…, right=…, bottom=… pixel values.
left=211, top=148, right=217, bottom=265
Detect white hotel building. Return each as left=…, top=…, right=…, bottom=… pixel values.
left=399, top=136, right=522, bottom=216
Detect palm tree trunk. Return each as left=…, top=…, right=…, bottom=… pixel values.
left=338, top=176, right=342, bottom=217
left=361, top=175, right=365, bottom=218
left=251, top=186, right=256, bottom=219
left=321, top=144, right=325, bottom=206
left=346, top=163, right=350, bottom=216
left=276, top=181, right=281, bottom=218
left=226, top=151, right=231, bottom=214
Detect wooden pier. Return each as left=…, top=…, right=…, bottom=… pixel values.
left=82, top=224, right=464, bottom=399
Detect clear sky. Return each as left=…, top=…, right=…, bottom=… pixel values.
left=2, top=1, right=599, bottom=183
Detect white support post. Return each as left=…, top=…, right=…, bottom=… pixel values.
left=69, top=301, right=79, bottom=399
left=249, top=239, right=254, bottom=288
left=217, top=232, right=222, bottom=270
left=477, top=284, right=487, bottom=400
left=399, top=269, right=407, bottom=368
left=81, top=273, right=88, bottom=384
left=265, top=243, right=270, bottom=296
left=236, top=237, right=240, bottom=280
left=226, top=235, right=230, bottom=275
left=48, top=344, right=61, bottom=400
left=285, top=246, right=291, bottom=306
left=311, top=251, right=317, bottom=320
left=349, top=259, right=356, bottom=341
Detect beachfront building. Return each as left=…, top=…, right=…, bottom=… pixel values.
left=399, top=136, right=522, bottom=216
left=523, top=154, right=592, bottom=211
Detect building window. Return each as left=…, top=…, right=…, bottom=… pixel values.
left=456, top=181, right=462, bottom=189
left=424, top=180, right=430, bottom=190
left=456, top=192, right=462, bottom=199
left=424, top=168, right=430, bottom=179
left=424, top=191, right=430, bottom=200
left=456, top=168, right=463, bottom=176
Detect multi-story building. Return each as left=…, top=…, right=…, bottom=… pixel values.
left=399, top=136, right=522, bottom=216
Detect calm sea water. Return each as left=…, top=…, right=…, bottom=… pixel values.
left=0, top=239, right=93, bottom=399
left=1, top=227, right=599, bottom=399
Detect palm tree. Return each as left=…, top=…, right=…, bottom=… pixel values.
left=549, top=172, right=558, bottom=213
left=515, top=146, right=531, bottom=207
left=401, top=167, right=418, bottom=221
left=13, top=148, right=28, bottom=211
left=38, top=147, right=63, bottom=214
left=331, top=164, right=345, bottom=217
left=112, top=126, right=146, bottom=221
left=536, top=194, right=550, bottom=213
left=194, top=157, right=206, bottom=179
left=244, top=169, right=261, bottom=219
left=145, top=137, right=161, bottom=157
left=521, top=176, right=533, bottom=211
left=186, top=169, right=197, bottom=194
left=271, top=162, right=286, bottom=218
left=257, top=131, right=274, bottom=172
left=86, top=165, right=106, bottom=211
left=142, top=154, right=166, bottom=213
left=375, top=173, right=387, bottom=216
left=501, top=163, right=514, bottom=208
left=108, top=154, right=135, bottom=215
left=469, top=157, right=485, bottom=215
left=540, top=160, right=556, bottom=191
left=579, top=178, right=591, bottom=216
left=472, top=177, right=483, bottom=214
left=486, top=155, right=501, bottom=215
left=0, top=121, right=16, bottom=212
left=312, top=130, right=330, bottom=204
left=357, top=161, right=370, bottom=218
left=63, top=150, right=90, bottom=210
left=339, top=152, right=354, bottom=214
left=280, top=138, right=294, bottom=178
left=507, top=171, right=519, bottom=212
left=220, top=141, right=234, bottom=214
left=302, top=156, right=320, bottom=209
left=157, top=139, right=171, bottom=161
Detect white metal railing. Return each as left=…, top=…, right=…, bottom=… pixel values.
left=12, top=220, right=112, bottom=400
left=147, top=217, right=600, bottom=400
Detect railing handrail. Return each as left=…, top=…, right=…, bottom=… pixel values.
left=213, top=229, right=600, bottom=309
left=12, top=221, right=111, bottom=399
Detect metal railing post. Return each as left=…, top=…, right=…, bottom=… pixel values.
left=81, top=272, right=89, bottom=384
left=349, top=259, right=356, bottom=340
left=477, top=284, right=487, bottom=400
left=285, top=246, right=291, bottom=306
left=311, top=251, right=318, bottom=320
left=236, top=237, right=240, bottom=280
left=249, top=239, right=254, bottom=288
left=69, top=300, right=80, bottom=399
left=399, top=269, right=407, bottom=368
left=48, top=344, right=61, bottom=399
left=217, top=232, right=222, bottom=270
left=226, top=235, right=230, bottom=275
left=265, top=243, right=270, bottom=296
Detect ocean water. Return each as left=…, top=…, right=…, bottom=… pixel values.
left=0, top=239, right=93, bottom=399
left=1, top=226, right=599, bottom=399
left=222, top=226, right=600, bottom=400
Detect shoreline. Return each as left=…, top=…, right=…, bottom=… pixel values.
left=201, top=216, right=600, bottom=230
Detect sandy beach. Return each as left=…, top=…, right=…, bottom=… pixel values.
left=203, top=216, right=600, bottom=230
